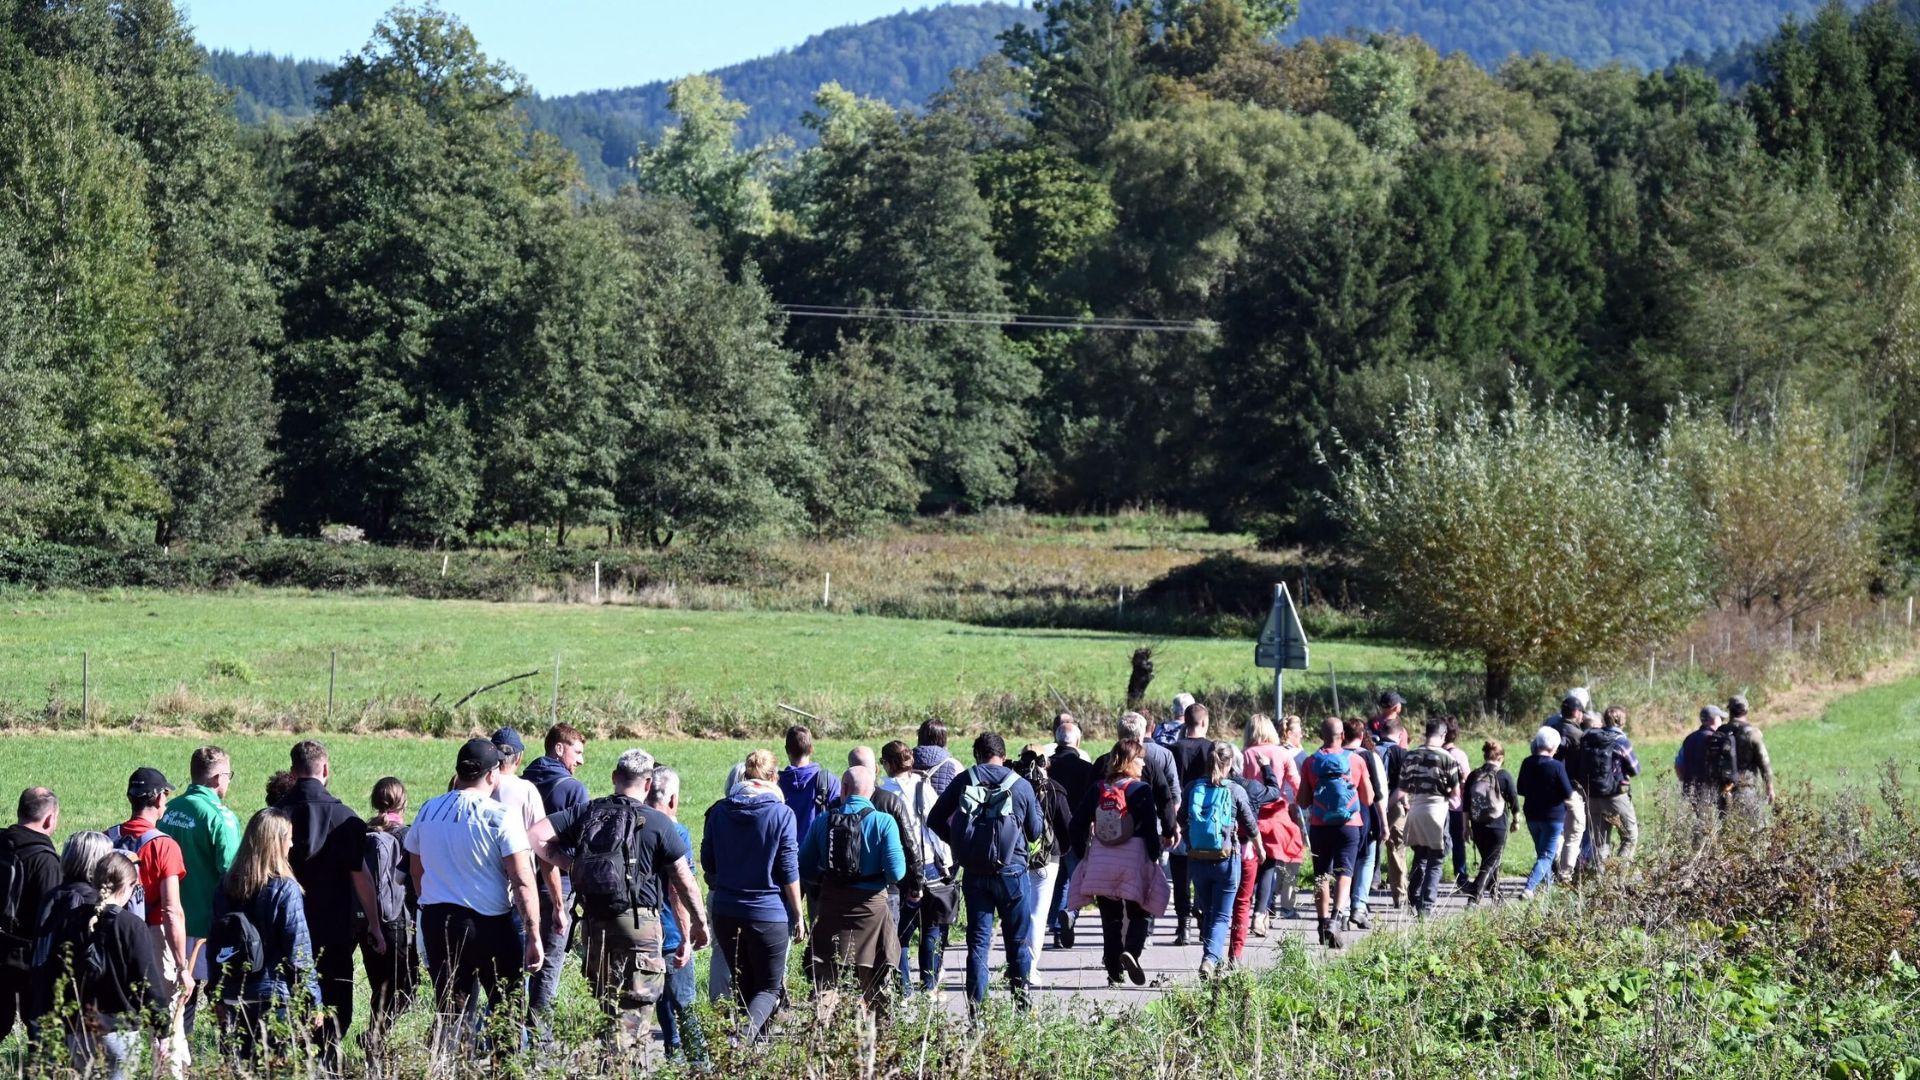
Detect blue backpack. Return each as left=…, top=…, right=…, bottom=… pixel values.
left=1309, top=750, right=1358, bottom=825
left=1184, top=781, right=1235, bottom=860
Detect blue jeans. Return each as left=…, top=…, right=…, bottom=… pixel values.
left=1351, top=837, right=1378, bottom=914
left=1189, top=857, right=1239, bottom=965
left=1526, top=819, right=1565, bottom=893
left=961, top=869, right=1032, bottom=1004
left=897, top=871, right=951, bottom=994
left=528, top=883, right=570, bottom=1035
left=1048, top=849, right=1081, bottom=932
left=656, top=950, right=704, bottom=1062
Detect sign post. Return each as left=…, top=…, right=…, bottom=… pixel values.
left=1254, top=583, right=1310, bottom=715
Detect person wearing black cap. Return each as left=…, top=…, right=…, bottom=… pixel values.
left=406, top=738, right=544, bottom=1054
left=1367, top=691, right=1406, bottom=746
left=108, top=766, right=193, bottom=1069
left=275, top=740, right=385, bottom=1070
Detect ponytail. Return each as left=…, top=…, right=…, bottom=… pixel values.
left=89, top=852, right=138, bottom=931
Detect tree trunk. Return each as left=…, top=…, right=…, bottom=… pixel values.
left=1483, top=660, right=1513, bottom=715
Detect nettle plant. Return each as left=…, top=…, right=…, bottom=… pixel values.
left=1327, top=378, right=1707, bottom=710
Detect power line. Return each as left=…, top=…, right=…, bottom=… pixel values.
left=778, top=303, right=1214, bottom=334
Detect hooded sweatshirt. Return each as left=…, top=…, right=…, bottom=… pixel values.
left=926, top=763, right=1045, bottom=876
left=702, top=787, right=799, bottom=923
left=778, top=762, right=839, bottom=845
left=522, top=756, right=589, bottom=818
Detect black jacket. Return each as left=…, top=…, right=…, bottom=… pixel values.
left=36, top=900, right=167, bottom=1030
left=276, top=777, right=369, bottom=947
left=1048, top=747, right=1096, bottom=814
left=867, top=786, right=925, bottom=896
left=0, top=824, right=61, bottom=969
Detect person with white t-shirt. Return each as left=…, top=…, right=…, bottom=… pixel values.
left=406, top=738, right=544, bottom=1055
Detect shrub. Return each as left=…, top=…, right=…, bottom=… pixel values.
left=1327, top=380, right=1708, bottom=710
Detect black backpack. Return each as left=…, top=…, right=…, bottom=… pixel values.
left=207, top=904, right=266, bottom=1007
left=1580, top=729, right=1626, bottom=798
left=571, top=800, right=647, bottom=916
left=824, top=807, right=874, bottom=885
left=1704, top=727, right=1741, bottom=787
left=0, top=838, right=28, bottom=950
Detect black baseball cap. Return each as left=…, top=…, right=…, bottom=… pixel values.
left=1378, top=691, right=1406, bottom=709
left=127, top=767, right=172, bottom=800
left=456, top=738, right=504, bottom=780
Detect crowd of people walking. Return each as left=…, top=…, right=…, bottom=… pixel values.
left=0, top=688, right=1779, bottom=1074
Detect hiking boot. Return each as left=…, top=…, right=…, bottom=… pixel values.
left=1349, top=908, right=1371, bottom=930
left=1171, top=919, right=1190, bottom=947
left=1317, top=920, right=1344, bottom=950
left=1119, top=950, right=1147, bottom=986
left=1197, top=959, right=1215, bottom=981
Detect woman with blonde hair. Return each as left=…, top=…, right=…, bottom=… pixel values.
left=210, top=810, right=320, bottom=1063
left=1243, top=714, right=1305, bottom=931
left=701, top=749, right=802, bottom=1043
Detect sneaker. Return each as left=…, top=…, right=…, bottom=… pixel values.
left=1197, top=959, right=1215, bottom=981
left=1455, top=874, right=1472, bottom=892
left=1061, top=923, right=1076, bottom=949
left=1119, top=951, right=1147, bottom=986
left=1276, top=905, right=1299, bottom=921
left=1519, top=888, right=1535, bottom=902
left=1172, top=920, right=1190, bottom=947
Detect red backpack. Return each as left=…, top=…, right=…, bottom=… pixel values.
left=1093, top=782, right=1134, bottom=846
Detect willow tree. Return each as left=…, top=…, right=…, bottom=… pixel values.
left=1327, top=381, right=1707, bottom=709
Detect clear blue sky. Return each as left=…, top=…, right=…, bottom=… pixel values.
left=179, top=1, right=971, bottom=96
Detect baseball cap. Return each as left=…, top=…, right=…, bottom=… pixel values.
left=127, top=767, right=172, bottom=800
left=1378, top=691, right=1406, bottom=709
left=456, top=737, right=504, bottom=780
left=1561, top=693, right=1585, bottom=712
left=1700, top=705, right=1727, bottom=723
left=490, top=727, right=525, bottom=756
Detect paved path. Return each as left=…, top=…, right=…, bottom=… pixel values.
left=919, top=881, right=1501, bottom=1009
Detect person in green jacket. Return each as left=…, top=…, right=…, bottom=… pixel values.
left=158, top=744, right=241, bottom=1031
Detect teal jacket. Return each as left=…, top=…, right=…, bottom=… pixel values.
left=798, top=796, right=905, bottom=894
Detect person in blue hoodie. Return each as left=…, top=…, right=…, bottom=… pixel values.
left=927, top=732, right=1045, bottom=1010
left=799, top=766, right=905, bottom=1011
left=701, top=749, right=803, bottom=1044
left=521, top=724, right=589, bottom=1030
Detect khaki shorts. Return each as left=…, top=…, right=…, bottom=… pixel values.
left=582, top=908, right=666, bottom=1010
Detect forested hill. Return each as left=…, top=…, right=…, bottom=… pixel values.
left=203, top=4, right=1034, bottom=190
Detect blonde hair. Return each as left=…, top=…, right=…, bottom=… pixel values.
left=91, top=853, right=138, bottom=926
left=226, top=809, right=297, bottom=902
left=1209, top=741, right=1235, bottom=784
left=1245, top=714, right=1279, bottom=748
left=743, top=749, right=778, bottom=783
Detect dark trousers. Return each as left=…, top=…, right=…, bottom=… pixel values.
left=313, top=938, right=357, bottom=1070
left=896, top=892, right=949, bottom=993
left=1095, top=897, right=1149, bottom=978
left=1169, top=853, right=1192, bottom=923
left=1410, top=845, right=1446, bottom=913
left=0, top=965, right=23, bottom=1044
left=219, top=1000, right=294, bottom=1066
left=713, top=915, right=788, bottom=1044
left=1469, top=823, right=1508, bottom=901
left=1448, top=808, right=1470, bottom=879
left=362, top=917, right=417, bottom=1041
left=421, top=904, right=524, bottom=1051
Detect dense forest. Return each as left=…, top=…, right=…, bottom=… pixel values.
left=6, top=0, right=1920, bottom=561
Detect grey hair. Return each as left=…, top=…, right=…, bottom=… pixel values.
left=1531, top=727, right=1562, bottom=755
left=647, top=766, right=680, bottom=806
left=62, top=830, right=113, bottom=885
left=1054, top=720, right=1081, bottom=746
left=1117, top=711, right=1149, bottom=741
left=614, top=748, right=657, bottom=786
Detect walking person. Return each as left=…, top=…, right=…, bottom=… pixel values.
left=1675, top=704, right=1730, bottom=814
left=1581, top=706, right=1640, bottom=868
left=1166, top=703, right=1215, bottom=946
left=207, top=809, right=322, bottom=1065
left=406, top=739, right=545, bottom=1058
left=1441, top=720, right=1473, bottom=890
left=1518, top=728, right=1575, bottom=901
left=1340, top=719, right=1388, bottom=929
left=1014, top=745, right=1069, bottom=981
left=1463, top=741, right=1519, bottom=904
left=1045, top=718, right=1095, bottom=949
left=1376, top=720, right=1411, bottom=910
left=1400, top=719, right=1465, bottom=918
left=882, top=741, right=952, bottom=995
left=107, top=768, right=193, bottom=1073
left=700, top=750, right=803, bottom=1044
left=1301, top=719, right=1375, bottom=949
left=643, top=767, right=706, bottom=1064
left=1242, top=715, right=1303, bottom=934
left=912, top=720, right=966, bottom=794
left=1723, top=696, right=1777, bottom=816
left=1065, top=740, right=1167, bottom=987
left=1091, top=713, right=1181, bottom=877
left=527, top=749, right=704, bottom=1058
left=361, top=778, right=418, bottom=1050
left=0, top=788, right=61, bottom=1046
left=156, top=747, right=240, bottom=1034
left=927, top=732, right=1046, bottom=1010
left=799, top=766, right=905, bottom=1012
left=275, top=741, right=384, bottom=1070
left=1223, top=748, right=1279, bottom=967
left=1548, top=696, right=1589, bottom=886
left=522, top=723, right=589, bottom=1032
left=849, top=747, right=925, bottom=951
left=22, top=831, right=115, bottom=1044
left=44, top=855, right=169, bottom=1080
left=1275, top=714, right=1310, bottom=919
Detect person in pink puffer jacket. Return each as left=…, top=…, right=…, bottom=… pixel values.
left=1065, top=740, right=1168, bottom=987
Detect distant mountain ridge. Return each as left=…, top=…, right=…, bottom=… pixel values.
left=204, top=0, right=1853, bottom=191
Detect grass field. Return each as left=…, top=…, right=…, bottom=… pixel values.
left=0, top=589, right=1418, bottom=734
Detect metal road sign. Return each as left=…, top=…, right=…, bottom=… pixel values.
left=1255, top=583, right=1309, bottom=670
